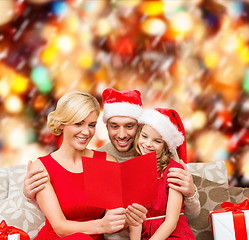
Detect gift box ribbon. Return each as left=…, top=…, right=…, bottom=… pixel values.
left=209, top=198, right=249, bottom=240
left=0, top=220, right=30, bottom=240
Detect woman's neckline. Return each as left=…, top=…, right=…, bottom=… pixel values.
left=49, top=152, right=94, bottom=174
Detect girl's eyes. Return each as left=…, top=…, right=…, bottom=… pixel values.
left=141, top=134, right=162, bottom=143
left=74, top=123, right=82, bottom=126
left=89, top=124, right=96, bottom=128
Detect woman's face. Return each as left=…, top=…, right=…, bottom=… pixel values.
left=138, top=124, right=164, bottom=155
left=61, top=111, right=98, bottom=151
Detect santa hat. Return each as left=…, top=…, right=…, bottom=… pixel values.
left=102, top=88, right=143, bottom=123
left=138, top=108, right=187, bottom=163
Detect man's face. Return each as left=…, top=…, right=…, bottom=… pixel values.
left=106, top=116, right=138, bottom=152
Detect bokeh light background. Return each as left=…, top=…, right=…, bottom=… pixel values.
left=0, top=0, right=249, bottom=187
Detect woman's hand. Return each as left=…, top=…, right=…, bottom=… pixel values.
left=101, top=208, right=126, bottom=233
left=23, top=160, right=48, bottom=200
left=126, top=203, right=147, bottom=226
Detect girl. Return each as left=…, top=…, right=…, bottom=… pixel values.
left=129, top=108, right=195, bottom=240
left=30, top=90, right=143, bottom=240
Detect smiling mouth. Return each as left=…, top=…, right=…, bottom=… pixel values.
left=141, top=146, right=154, bottom=153
left=116, top=139, right=130, bottom=147
left=75, top=136, right=88, bottom=143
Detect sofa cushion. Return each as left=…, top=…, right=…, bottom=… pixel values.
left=0, top=196, right=45, bottom=239
left=8, top=165, right=29, bottom=197
left=229, top=186, right=249, bottom=204
left=189, top=175, right=231, bottom=240
left=0, top=167, right=8, bottom=199
left=187, top=161, right=228, bottom=184
left=0, top=164, right=45, bottom=240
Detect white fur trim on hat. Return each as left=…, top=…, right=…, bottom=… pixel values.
left=138, top=109, right=184, bottom=150
left=103, top=102, right=143, bottom=123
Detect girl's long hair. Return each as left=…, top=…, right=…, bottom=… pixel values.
left=134, top=124, right=173, bottom=178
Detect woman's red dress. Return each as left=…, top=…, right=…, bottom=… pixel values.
left=34, top=151, right=106, bottom=240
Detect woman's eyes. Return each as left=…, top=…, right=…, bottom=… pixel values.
left=74, top=123, right=96, bottom=128
left=141, top=134, right=147, bottom=138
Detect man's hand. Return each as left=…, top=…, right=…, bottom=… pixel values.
left=23, top=160, right=48, bottom=200
left=125, top=203, right=147, bottom=226
left=167, top=160, right=196, bottom=197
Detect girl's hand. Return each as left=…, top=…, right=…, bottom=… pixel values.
left=126, top=203, right=147, bottom=226
left=101, top=208, right=126, bottom=233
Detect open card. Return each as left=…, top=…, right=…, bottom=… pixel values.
left=83, top=152, right=158, bottom=209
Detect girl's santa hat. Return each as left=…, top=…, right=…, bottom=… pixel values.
left=138, top=108, right=187, bottom=163
left=102, top=88, right=143, bottom=123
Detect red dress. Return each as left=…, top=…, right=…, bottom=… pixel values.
left=142, top=159, right=195, bottom=240
left=34, top=151, right=106, bottom=240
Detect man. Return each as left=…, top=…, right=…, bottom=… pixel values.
left=23, top=88, right=200, bottom=239
left=98, top=88, right=200, bottom=239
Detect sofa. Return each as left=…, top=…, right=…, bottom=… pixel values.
left=0, top=161, right=248, bottom=240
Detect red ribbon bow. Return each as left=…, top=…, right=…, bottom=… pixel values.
left=209, top=198, right=249, bottom=240
left=0, top=220, right=30, bottom=240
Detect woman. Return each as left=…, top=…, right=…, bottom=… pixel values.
left=129, top=108, right=195, bottom=240
left=31, top=90, right=127, bottom=239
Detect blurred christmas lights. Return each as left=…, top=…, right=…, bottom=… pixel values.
left=0, top=0, right=248, bottom=186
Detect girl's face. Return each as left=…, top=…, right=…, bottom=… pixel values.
left=61, top=111, right=98, bottom=151
left=138, top=124, right=164, bottom=155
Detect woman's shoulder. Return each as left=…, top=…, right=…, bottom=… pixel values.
left=30, top=156, right=47, bottom=172
left=31, top=153, right=52, bottom=170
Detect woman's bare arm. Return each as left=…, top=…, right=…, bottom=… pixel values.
left=31, top=159, right=126, bottom=237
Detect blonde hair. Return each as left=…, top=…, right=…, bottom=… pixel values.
left=134, top=124, right=173, bottom=178
left=47, top=90, right=100, bottom=136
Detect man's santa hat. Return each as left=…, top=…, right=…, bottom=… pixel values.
left=102, top=88, right=143, bottom=123
left=138, top=108, right=187, bottom=163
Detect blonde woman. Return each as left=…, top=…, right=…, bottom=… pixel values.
left=31, top=90, right=144, bottom=240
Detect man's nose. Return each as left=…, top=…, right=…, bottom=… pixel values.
left=118, top=127, right=126, bottom=139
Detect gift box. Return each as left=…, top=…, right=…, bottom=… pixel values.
left=210, top=198, right=249, bottom=240
left=0, top=220, right=30, bottom=240
left=8, top=234, right=20, bottom=240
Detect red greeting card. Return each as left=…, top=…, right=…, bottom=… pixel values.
left=83, top=152, right=158, bottom=209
